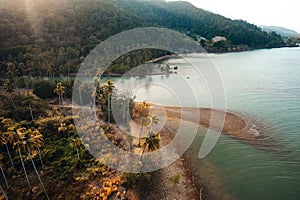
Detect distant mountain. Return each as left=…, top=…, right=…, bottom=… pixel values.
left=259, top=25, right=299, bottom=37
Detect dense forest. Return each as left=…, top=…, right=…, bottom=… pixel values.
left=0, top=0, right=292, bottom=80
left=111, top=0, right=285, bottom=49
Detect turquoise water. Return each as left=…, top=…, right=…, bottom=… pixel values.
left=112, top=47, right=300, bottom=199
left=175, top=47, right=300, bottom=200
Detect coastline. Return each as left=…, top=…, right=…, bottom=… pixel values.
left=149, top=104, right=273, bottom=147
left=130, top=103, right=275, bottom=200
left=54, top=102, right=275, bottom=199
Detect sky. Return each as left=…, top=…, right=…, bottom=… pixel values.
left=167, top=0, right=300, bottom=33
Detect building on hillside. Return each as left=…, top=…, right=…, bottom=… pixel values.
left=212, top=36, right=227, bottom=43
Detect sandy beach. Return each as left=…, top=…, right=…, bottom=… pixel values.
left=147, top=104, right=274, bottom=147
left=128, top=103, right=276, bottom=199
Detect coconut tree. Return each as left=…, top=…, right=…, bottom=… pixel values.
left=0, top=154, right=8, bottom=189
left=22, top=128, right=50, bottom=199
left=54, top=82, right=65, bottom=115
left=0, top=117, right=16, bottom=172
left=22, top=102, right=44, bottom=168
left=77, top=86, right=83, bottom=106
left=138, top=101, right=151, bottom=146
left=14, top=127, right=31, bottom=189
left=19, top=62, right=35, bottom=122
left=91, top=90, right=98, bottom=121
left=91, top=77, right=101, bottom=121
left=70, top=137, right=83, bottom=161
left=145, top=115, right=159, bottom=128
left=0, top=183, right=8, bottom=200
left=141, top=131, right=161, bottom=158
left=104, top=80, right=115, bottom=123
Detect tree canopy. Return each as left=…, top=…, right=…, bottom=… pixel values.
left=0, top=0, right=288, bottom=79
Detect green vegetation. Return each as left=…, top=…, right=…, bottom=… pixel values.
left=286, top=36, right=300, bottom=47
left=141, top=131, right=161, bottom=158
left=0, top=0, right=291, bottom=82
left=112, top=0, right=286, bottom=50
left=0, top=92, right=114, bottom=199
left=0, top=90, right=49, bottom=121
left=138, top=101, right=151, bottom=146
left=0, top=78, right=163, bottom=199
left=0, top=0, right=143, bottom=79
left=171, top=174, right=181, bottom=185
left=106, top=49, right=172, bottom=74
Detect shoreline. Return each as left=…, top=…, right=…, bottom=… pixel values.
left=149, top=104, right=274, bottom=147
left=147, top=104, right=276, bottom=200
left=59, top=102, right=275, bottom=199
left=130, top=102, right=276, bottom=200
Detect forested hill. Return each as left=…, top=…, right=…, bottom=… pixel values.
left=0, top=0, right=144, bottom=53
left=0, top=0, right=288, bottom=78
left=0, top=0, right=146, bottom=77
left=111, top=0, right=285, bottom=49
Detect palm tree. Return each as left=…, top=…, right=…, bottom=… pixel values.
left=91, top=90, right=98, bottom=121
left=0, top=118, right=16, bottom=172
left=77, top=86, right=83, bottom=106
left=54, top=82, right=65, bottom=115
left=141, top=131, right=161, bottom=158
left=14, top=127, right=31, bottom=189
left=91, top=77, right=101, bottom=121
left=104, top=80, right=115, bottom=123
left=0, top=183, right=8, bottom=200
left=0, top=154, right=8, bottom=189
left=145, top=115, right=159, bottom=127
left=70, top=137, right=83, bottom=161
left=22, top=128, right=50, bottom=200
left=138, top=101, right=151, bottom=146
left=19, top=62, right=35, bottom=122
left=25, top=103, right=44, bottom=168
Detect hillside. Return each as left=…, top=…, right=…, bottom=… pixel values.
left=0, top=0, right=288, bottom=78
left=111, top=0, right=285, bottom=49
left=0, top=0, right=146, bottom=77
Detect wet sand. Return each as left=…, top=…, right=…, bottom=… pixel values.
left=147, top=104, right=275, bottom=147
left=146, top=104, right=276, bottom=200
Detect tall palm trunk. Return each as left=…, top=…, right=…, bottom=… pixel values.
left=28, top=103, right=44, bottom=168
left=29, top=103, right=34, bottom=121
left=93, top=97, right=97, bottom=121
left=0, top=164, right=8, bottom=188
left=108, top=94, right=111, bottom=123
left=140, top=146, right=147, bottom=159
left=37, top=147, right=44, bottom=168
left=58, top=94, right=61, bottom=110
left=27, top=146, right=50, bottom=200
left=5, top=144, right=15, bottom=172
left=0, top=184, right=8, bottom=200
left=60, top=94, right=66, bottom=116
left=122, top=99, right=127, bottom=124
left=9, top=97, right=15, bottom=107
left=18, top=149, right=31, bottom=189
left=76, top=149, right=80, bottom=161
left=138, top=116, right=145, bottom=147
left=79, top=90, right=83, bottom=106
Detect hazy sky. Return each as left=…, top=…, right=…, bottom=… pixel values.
left=168, top=0, right=300, bottom=33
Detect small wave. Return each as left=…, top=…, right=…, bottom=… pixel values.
left=249, top=125, right=260, bottom=136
